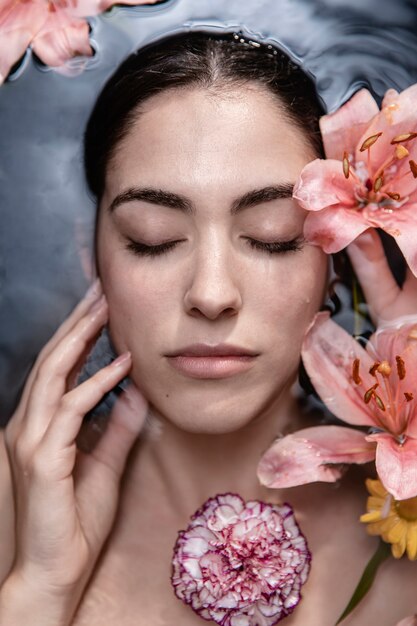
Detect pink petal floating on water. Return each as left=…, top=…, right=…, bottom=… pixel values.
left=0, top=0, right=164, bottom=84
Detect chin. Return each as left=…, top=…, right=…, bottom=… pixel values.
left=144, top=382, right=282, bottom=436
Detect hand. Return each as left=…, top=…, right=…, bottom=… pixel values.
left=347, top=229, right=417, bottom=327
left=3, top=280, right=148, bottom=597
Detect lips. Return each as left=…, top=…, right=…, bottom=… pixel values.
left=165, top=343, right=259, bottom=357
left=165, top=343, right=260, bottom=379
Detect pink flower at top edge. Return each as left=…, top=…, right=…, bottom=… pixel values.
left=257, top=311, right=417, bottom=501
left=171, top=493, right=311, bottom=626
left=0, top=0, right=162, bottom=84
left=293, top=85, right=417, bottom=276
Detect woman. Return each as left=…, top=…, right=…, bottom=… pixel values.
left=0, top=31, right=416, bottom=625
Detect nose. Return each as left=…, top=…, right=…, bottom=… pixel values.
left=183, top=242, right=243, bottom=321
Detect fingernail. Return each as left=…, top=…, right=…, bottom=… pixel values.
left=90, top=294, right=107, bottom=313
left=112, top=352, right=131, bottom=367
left=85, top=278, right=102, bottom=300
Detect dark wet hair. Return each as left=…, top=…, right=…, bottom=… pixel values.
left=83, top=30, right=325, bottom=203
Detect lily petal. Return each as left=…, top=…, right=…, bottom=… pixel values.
left=390, top=215, right=417, bottom=280
left=320, top=88, right=379, bottom=160
left=301, top=311, right=376, bottom=426
left=382, top=83, right=417, bottom=126
left=303, top=206, right=370, bottom=253
left=257, top=425, right=375, bottom=488
left=369, top=433, right=417, bottom=500
left=293, top=159, right=355, bottom=211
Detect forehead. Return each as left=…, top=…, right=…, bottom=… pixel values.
left=106, top=86, right=315, bottom=197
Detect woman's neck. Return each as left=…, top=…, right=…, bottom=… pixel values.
left=117, top=383, right=304, bottom=525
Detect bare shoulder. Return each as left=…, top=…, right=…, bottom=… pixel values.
left=0, top=429, right=16, bottom=585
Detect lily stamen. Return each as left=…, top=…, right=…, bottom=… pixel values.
left=396, top=355, right=406, bottom=380
left=390, top=132, right=417, bottom=144
left=395, top=145, right=409, bottom=159
left=343, top=152, right=350, bottom=179
left=373, top=175, right=384, bottom=193
left=377, top=361, right=392, bottom=377
left=360, top=132, right=383, bottom=152
left=409, top=160, right=417, bottom=178
left=386, top=191, right=401, bottom=201
left=352, top=358, right=362, bottom=384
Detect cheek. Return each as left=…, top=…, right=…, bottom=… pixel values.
left=251, top=246, right=327, bottom=329
left=99, top=250, right=177, bottom=354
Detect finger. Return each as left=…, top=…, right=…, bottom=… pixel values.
left=74, top=385, right=148, bottom=545
left=346, top=229, right=400, bottom=324
left=15, top=279, right=102, bottom=419
left=18, top=296, right=108, bottom=445
left=401, top=266, right=417, bottom=301
left=39, top=352, right=132, bottom=467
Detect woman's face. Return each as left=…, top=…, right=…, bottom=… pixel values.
left=97, top=85, right=327, bottom=434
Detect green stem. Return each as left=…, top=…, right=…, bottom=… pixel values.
left=352, top=276, right=365, bottom=337
left=335, top=539, right=391, bottom=625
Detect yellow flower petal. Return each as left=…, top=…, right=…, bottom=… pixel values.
left=366, top=521, right=388, bottom=536
left=391, top=534, right=407, bottom=559
left=406, top=523, right=417, bottom=560
left=386, top=519, right=408, bottom=544
left=366, top=495, right=385, bottom=510
left=365, top=478, right=388, bottom=498
left=360, top=511, right=382, bottom=523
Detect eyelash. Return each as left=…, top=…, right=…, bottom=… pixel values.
left=125, top=236, right=304, bottom=257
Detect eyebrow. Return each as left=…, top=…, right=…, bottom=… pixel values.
left=108, top=183, right=295, bottom=215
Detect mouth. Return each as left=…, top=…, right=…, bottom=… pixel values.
left=165, top=344, right=259, bottom=379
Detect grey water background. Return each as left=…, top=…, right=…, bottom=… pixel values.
left=1, top=0, right=417, bottom=424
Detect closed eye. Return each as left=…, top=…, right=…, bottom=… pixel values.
left=125, top=236, right=305, bottom=257
left=245, top=236, right=305, bottom=254
left=125, top=239, right=183, bottom=257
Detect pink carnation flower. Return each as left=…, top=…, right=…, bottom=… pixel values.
left=171, top=493, right=311, bottom=626
left=293, top=85, right=417, bottom=276
left=0, top=0, right=162, bottom=84
left=258, top=312, right=417, bottom=501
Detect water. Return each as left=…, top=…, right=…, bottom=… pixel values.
left=1, top=0, right=417, bottom=422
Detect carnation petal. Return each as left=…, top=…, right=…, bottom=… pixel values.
left=257, top=425, right=375, bottom=488
left=320, top=88, right=379, bottom=159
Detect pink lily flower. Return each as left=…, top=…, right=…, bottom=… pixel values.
left=293, top=85, right=417, bottom=276
left=0, top=0, right=162, bottom=84
left=257, top=311, right=417, bottom=500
